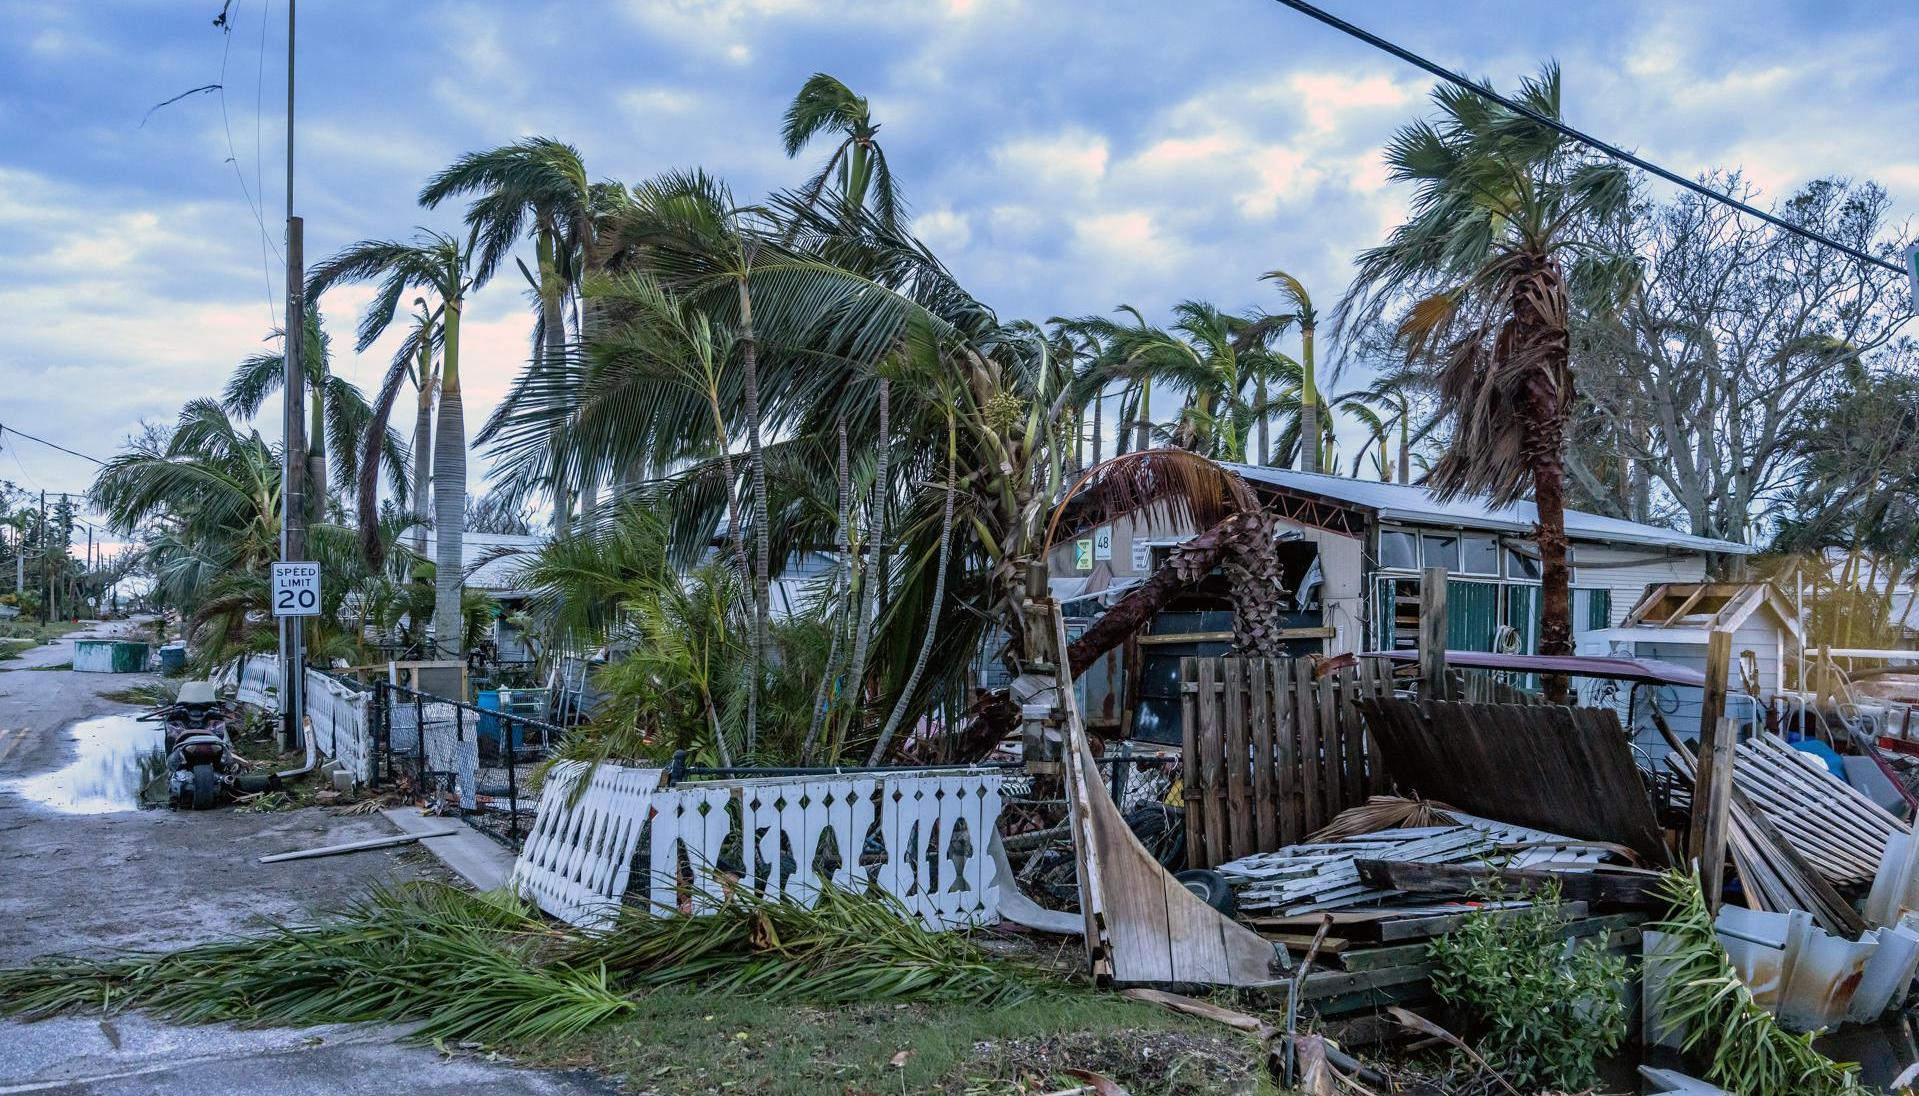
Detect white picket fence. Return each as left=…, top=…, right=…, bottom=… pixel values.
left=511, top=762, right=1005, bottom=932
left=228, top=655, right=376, bottom=785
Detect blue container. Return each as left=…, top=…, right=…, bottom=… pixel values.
left=157, top=644, right=188, bottom=674
left=475, top=689, right=501, bottom=743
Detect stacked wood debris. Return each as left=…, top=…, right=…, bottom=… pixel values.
left=1726, top=735, right=1907, bottom=886
left=1215, top=812, right=1617, bottom=917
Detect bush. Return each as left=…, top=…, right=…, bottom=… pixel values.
left=1426, top=882, right=1629, bottom=1090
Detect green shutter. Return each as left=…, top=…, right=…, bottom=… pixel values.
left=1374, top=576, right=1397, bottom=649
left=1446, top=580, right=1500, bottom=652
left=1587, top=588, right=1612, bottom=632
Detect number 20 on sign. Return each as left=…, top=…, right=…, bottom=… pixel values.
left=271, top=562, right=322, bottom=617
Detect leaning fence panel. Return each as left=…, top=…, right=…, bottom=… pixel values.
left=508, top=763, right=1006, bottom=931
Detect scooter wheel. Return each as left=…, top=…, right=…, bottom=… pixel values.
left=190, top=763, right=218, bottom=810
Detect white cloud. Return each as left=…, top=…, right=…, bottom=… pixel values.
left=913, top=208, right=972, bottom=250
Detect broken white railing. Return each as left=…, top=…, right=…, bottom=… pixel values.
left=510, top=761, right=1005, bottom=932
left=228, top=655, right=376, bottom=785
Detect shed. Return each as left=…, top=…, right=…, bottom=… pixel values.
left=1583, top=581, right=1805, bottom=758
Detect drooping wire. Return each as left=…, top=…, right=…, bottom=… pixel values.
left=1269, top=0, right=1909, bottom=278
left=216, top=0, right=281, bottom=327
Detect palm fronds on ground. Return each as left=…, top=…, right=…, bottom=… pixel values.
left=0, top=881, right=1046, bottom=1047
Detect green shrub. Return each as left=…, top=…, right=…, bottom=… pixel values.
left=1426, top=882, right=1629, bottom=1090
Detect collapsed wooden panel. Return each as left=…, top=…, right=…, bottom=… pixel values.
left=1356, top=698, right=1669, bottom=864
left=1059, top=616, right=1281, bottom=987
left=1180, top=656, right=1390, bottom=868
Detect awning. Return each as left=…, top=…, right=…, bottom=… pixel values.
left=1361, top=649, right=1707, bottom=687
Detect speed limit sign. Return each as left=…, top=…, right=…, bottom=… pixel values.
left=271, top=561, right=322, bottom=617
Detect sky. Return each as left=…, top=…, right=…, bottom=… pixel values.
left=3, top=0, right=1917, bottom=543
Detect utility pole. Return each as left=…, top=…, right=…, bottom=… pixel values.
left=278, top=0, right=308, bottom=751
left=37, top=491, right=47, bottom=624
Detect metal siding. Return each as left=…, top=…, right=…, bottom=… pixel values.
left=1446, top=580, right=1499, bottom=651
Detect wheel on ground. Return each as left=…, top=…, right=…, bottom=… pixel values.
left=1174, top=868, right=1235, bottom=915
left=190, top=763, right=218, bottom=810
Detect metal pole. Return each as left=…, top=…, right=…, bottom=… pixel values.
left=36, top=490, right=46, bottom=623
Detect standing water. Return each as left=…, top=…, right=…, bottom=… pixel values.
left=7, top=714, right=166, bottom=813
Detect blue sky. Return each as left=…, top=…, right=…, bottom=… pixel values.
left=3, top=0, right=1917, bottom=528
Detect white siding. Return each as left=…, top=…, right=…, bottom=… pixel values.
left=1571, top=546, right=1711, bottom=627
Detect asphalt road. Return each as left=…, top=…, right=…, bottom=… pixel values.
left=0, top=622, right=620, bottom=1095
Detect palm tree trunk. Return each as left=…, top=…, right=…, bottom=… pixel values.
left=801, top=415, right=853, bottom=764
left=432, top=297, right=467, bottom=659
left=1256, top=378, right=1269, bottom=466
left=1300, top=324, right=1321, bottom=474
left=1091, top=386, right=1104, bottom=466
left=411, top=355, right=433, bottom=559
left=842, top=378, right=889, bottom=748
left=1134, top=381, right=1151, bottom=451
left=737, top=274, right=769, bottom=758
left=1397, top=408, right=1410, bottom=484
left=870, top=410, right=957, bottom=763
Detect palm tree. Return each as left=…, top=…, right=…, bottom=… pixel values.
left=1260, top=269, right=1323, bottom=474
left=420, top=138, right=599, bottom=513
left=1342, top=63, right=1634, bottom=697
left=307, top=231, right=487, bottom=660
left=780, top=73, right=900, bottom=231
left=222, top=303, right=407, bottom=521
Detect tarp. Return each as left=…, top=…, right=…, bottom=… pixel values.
left=1360, top=648, right=1707, bottom=687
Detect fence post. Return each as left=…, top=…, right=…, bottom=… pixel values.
left=414, top=690, right=426, bottom=784
left=505, top=716, right=521, bottom=847
left=1419, top=566, right=1450, bottom=700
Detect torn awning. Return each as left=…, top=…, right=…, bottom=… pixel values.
left=1360, top=649, right=1708, bottom=688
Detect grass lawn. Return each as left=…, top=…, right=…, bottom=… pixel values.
left=0, top=619, right=89, bottom=646
left=512, top=992, right=1273, bottom=1095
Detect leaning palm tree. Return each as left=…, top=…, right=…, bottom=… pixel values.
left=780, top=73, right=901, bottom=232
left=1260, top=269, right=1323, bottom=474
left=307, top=231, right=487, bottom=659
left=1341, top=63, right=1633, bottom=697
left=222, top=303, right=407, bottom=520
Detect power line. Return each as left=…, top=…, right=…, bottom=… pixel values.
left=0, top=425, right=104, bottom=466
left=1269, top=0, right=1908, bottom=278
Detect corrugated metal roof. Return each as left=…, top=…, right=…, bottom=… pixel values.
left=460, top=532, right=544, bottom=593
left=1222, top=463, right=1753, bottom=556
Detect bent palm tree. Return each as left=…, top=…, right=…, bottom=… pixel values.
left=780, top=73, right=900, bottom=231
left=1260, top=270, right=1323, bottom=474
left=223, top=304, right=407, bottom=520
left=308, top=231, right=486, bottom=658
left=1342, top=63, right=1634, bottom=698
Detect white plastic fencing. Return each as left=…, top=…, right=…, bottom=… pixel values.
left=228, top=655, right=375, bottom=785
left=510, top=762, right=1005, bottom=932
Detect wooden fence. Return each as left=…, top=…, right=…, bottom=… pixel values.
left=1178, top=656, right=1393, bottom=868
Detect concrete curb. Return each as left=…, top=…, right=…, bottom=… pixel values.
left=381, top=808, right=515, bottom=892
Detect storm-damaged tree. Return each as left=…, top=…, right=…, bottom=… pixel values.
left=780, top=73, right=901, bottom=233
left=308, top=231, right=487, bottom=659
left=1342, top=63, right=1633, bottom=701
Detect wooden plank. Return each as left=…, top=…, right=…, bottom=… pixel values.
left=1196, top=658, right=1227, bottom=869
left=1294, top=658, right=1323, bottom=837
left=1223, top=657, right=1254, bottom=860
left=1339, top=668, right=1367, bottom=810
left=1352, top=859, right=1665, bottom=906
left=1319, top=667, right=1344, bottom=818
left=1249, top=658, right=1279, bottom=853
left=1418, top=566, right=1448, bottom=700
left=1376, top=901, right=1589, bottom=942
left=1690, top=630, right=1735, bottom=908
left=1179, top=656, right=1202, bottom=871
left=1275, top=659, right=1301, bottom=845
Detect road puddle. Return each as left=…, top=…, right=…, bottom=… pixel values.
left=7, top=714, right=166, bottom=813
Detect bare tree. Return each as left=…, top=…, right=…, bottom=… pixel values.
left=1569, top=175, right=1915, bottom=553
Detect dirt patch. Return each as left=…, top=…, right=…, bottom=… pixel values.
left=963, top=1024, right=1265, bottom=1095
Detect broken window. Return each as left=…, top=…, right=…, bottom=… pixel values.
left=1380, top=528, right=1418, bottom=570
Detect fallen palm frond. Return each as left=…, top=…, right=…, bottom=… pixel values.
left=0, top=883, right=621, bottom=1044
left=1306, top=795, right=1459, bottom=843
left=1646, top=871, right=1865, bottom=1095
left=567, top=881, right=1043, bottom=1007
left=0, top=879, right=1047, bottom=1046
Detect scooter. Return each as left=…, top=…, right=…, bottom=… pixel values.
left=140, top=681, right=248, bottom=810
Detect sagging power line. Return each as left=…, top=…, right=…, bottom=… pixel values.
left=0, top=424, right=104, bottom=466
left=1270, top=0, right=1910, bottom=279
